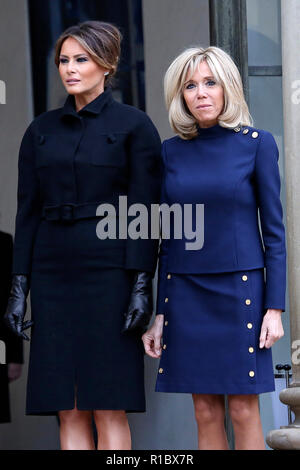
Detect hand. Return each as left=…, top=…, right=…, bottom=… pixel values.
left=123, top=272, right=153, bottom=333
left=4, top=275, right=33, bottom=341
left=259, top=308, right=284, bottom=349
left=142, top=314, right=164, bottom=358
left=7, top=363, right=22, bottom=382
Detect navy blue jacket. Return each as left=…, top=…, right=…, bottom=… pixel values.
left=156, top=124, right=286, bottom=313
left=12, top=88, right=161, bottom=276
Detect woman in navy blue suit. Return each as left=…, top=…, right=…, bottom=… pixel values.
left=142, top=46, right=286, bottom=450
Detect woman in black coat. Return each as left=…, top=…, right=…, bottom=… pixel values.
left=4, top=21, right=161, bottom=450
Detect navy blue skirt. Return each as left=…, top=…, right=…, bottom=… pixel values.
left=155, top=268, right=275, bottom=395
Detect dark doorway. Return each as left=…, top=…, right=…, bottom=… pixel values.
left=28, top=0, right=145, bottom=116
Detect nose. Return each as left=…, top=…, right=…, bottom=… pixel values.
left=66, top=59, right=76, bottom=74
left=196, top=83, right=208, bottom=98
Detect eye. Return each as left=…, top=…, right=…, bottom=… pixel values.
left=206, top=80, right=216, bottom=86
left=185, top=83, right=195, bottom=90
left=77, top=57, right=88, bottom=62
left=59, top=58, right=68, bottom=64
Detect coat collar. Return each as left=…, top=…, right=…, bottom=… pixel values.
left=60, top=87, right=113, bottom=119
left=196, top=123, right=232, bottom=139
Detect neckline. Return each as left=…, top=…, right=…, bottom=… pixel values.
left=196, top=123, right=231, bottom=139
left=76, top=87, right=111, bottom=114
left=60, top=87, right=113, bottom=119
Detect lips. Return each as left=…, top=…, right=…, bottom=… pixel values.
left=197, top=105, right=212, bottom=109
left=66, top=79, right=80, bottom=84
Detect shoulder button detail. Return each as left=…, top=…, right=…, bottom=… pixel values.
left=242, top=128, right=249, bottom=135
left=251, top=131, right=259, bottom=139
left=234, top=127, right=241, bottom=133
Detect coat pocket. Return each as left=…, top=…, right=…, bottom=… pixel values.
left=35, top=134, right=49, bottom=168
left=35, top=134, right=68, bottom=168
left=90, top=133, right=128, bottom=167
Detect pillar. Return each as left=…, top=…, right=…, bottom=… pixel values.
left=266, top=0, right=300, bottom=450
left=209, top=0, right=249, bottom=103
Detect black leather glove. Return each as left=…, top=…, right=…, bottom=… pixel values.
left=122, top=271, right=153, bottom=333
left=3, top=275, right=33, bottom=341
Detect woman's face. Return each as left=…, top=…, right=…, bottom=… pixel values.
left=183, top=60, right=224, bottom=128
left=58, top=37, right=108, bottom=96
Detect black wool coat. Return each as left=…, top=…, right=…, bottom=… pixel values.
left=10, top=88, right=162, bottom=414
left=12, top=87, right=162, bottom=276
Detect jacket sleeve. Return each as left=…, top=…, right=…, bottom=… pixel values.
left=254, top=130, right=286, bottom=311
left=12, top=123, right=42, bottom=275
left=155, top=141, right=169, bottom=315
left=0, top=234, right=23, bottom=364
left=125, top=113, right=162, bottom=275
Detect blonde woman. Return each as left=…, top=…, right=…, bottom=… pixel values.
left=4, top=21, right=161, bottom=450
left=142, top=46, right=286, bottom=450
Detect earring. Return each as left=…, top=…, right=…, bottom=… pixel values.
left=104, top=71, right=109, bottom=76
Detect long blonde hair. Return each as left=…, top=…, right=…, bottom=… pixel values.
left=164, top=46, right=253, bottom=140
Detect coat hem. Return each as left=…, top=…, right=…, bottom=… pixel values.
left=164, top=263, right=265, bottom=275
left=25, top=406, right=146, bottom=416
left=155, top=380, right=275, bottom=395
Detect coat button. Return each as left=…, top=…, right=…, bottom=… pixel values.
left=243, top=128, right=249, bottom=134
left=242, top=275, right=248, bottom=281
left=247, top=323, right=253, bottom=329
left=167, top=274, right=171, bottom=279
left=164, top=320, right=168, bottom=326
left=159, top=368, right=164, bottom=374
left=234, top=127, right=241, bottom=133
left=107, top=133, right=117, bottom=144
left=245, top=299, right=251, bottom=305
left=249, top=347, right=254, bottom=353
left=163, top=344, right=167, bottom=350
left=165, top=297, right=169, bottom=303
left=252, top=131, right=259, bottom=139
left=249, top=371, right=255, bottom=377
left=38, top=135, right=45, bottom=144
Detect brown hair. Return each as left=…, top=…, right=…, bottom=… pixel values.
left=54, top=21, right=122, bottom=85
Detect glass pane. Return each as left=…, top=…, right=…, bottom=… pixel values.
left=249, top=76, right=283, bottom=135
left=247, top=0, right=282, bottom=66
